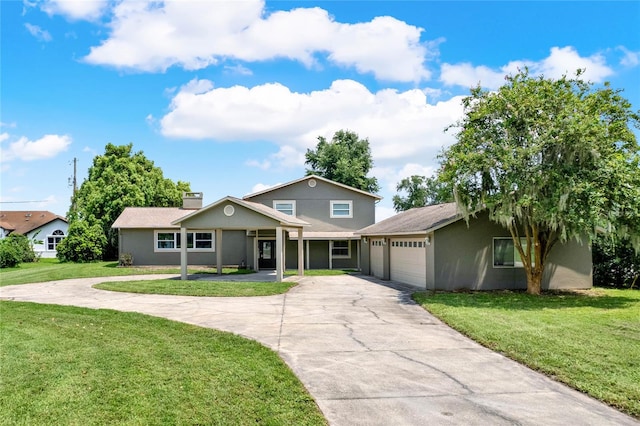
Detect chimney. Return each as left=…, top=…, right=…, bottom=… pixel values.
left=182, top=192, right=203, bottom=209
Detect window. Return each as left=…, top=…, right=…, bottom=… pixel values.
left=331, top=240, right=351, bottom=258
left=155, top=230, right=214, bottom=252
left=493, top=237, right=533, bottom=268
left=273, top=200, right=296, bottom=216
left=330, top=200, right=353, bottom=218
left=47, top=229, right=65, bottom=251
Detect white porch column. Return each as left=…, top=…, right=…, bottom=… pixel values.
left=180, top=227, right=188, bottom=280
left=253, top=230, right=259, bottom=272
left=275, top=226, right=283, bottom=282
left=216, top=228, right=223, bottom=275
left=305, top=240, right=310, bottom=270
left=297, top=227, right=304, bottom=276
left=329, top=239, right=333, bottom=270
left=356, top=239, right=360, bottom=271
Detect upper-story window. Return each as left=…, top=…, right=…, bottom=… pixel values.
left=330, top=200, right=353, bottom=218
left=273, top=200, right=296, bottom=216
left=47, top=229, right=65, bottom=251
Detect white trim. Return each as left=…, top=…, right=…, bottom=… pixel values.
left=154, top=229, right=215, bottom=252
left=273, top=200, right=296, bottom=216
left=46, top=229, right=65, bottom=252
left=331, top=240, right=351, bottom=258
left=330, top=200, right=353, bottom=218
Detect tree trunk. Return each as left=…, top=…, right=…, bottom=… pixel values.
left=526, top=269, right=543, bottom=295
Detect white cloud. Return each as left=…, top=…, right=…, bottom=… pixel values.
left=618, top=46, right=640, bottom=68
left=24, top=23, right=52, bottom=42
left=247, top=182, right=281, bottom=196
left=82, top=1, right=431, bottom=81
left=160, top=78, right=464, bottom=198
left=375, top=205, right=396, bottom=222
left=1, top=134, right=72, bottom=162
left=41, top=0, right=108, bottom=21
left=224, top=64, right=253, bottom=76
left=441, top=46, right=614, bottom=89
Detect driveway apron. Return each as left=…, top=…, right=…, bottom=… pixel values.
left=1, top=274, right=637, bottom=425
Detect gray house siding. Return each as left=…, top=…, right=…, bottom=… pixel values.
left=283, top=239, right=359, bottom=269
left=246, top=178, right=376, bottom=231
left=432, top=214, right=592, bottom=291
left=118, top=229, right=248, bottom=266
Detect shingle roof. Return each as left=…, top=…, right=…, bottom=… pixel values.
left=357, top=203, right=460, bottom=236
left=172, top=196, right=309, bottom=228
left=111, top=207, right=188, bottom=229
left=0, top=211, right=67, bottom=235
left=243, top=174, right=382, bottom=200
left=288, top=231, right=358, bottom=240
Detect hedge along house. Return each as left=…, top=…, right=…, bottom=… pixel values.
left=357, top=203, right=592, bottom=291
left=112, top=192, right=308, bottom=282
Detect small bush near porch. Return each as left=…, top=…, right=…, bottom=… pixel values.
left=413, top=288, right=640, bottom=418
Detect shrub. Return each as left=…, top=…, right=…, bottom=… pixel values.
left=0, top=234, right=37, bottom=268
left=119, top=253, right=133, bottom=267
left=593, top=236, right=640, bottom=289
left=56, top=221, right=107, bottom=263
left=0, top=239, right=21, bottom=268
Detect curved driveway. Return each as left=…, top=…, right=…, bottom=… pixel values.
left=1, top=274, right=637, bottom=425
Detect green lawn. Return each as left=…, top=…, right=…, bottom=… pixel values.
left=95, top=279, right=297, bottom=297
left=0, top=302, right=326, bottom=425
left=0, top=258, right=254, bottom=287
left=413, top=288, right=640, bottom=418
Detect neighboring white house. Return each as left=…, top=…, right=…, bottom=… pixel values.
left=0, top=211, right=68, bottom=258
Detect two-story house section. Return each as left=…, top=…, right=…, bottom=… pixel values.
left=243, top=175, right=381, bottom=270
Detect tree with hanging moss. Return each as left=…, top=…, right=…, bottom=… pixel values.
left=440, top=69, right=640, bottom=294
left=60, top=143, right=190, bottom=261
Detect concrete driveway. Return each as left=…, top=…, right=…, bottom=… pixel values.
left=1, top=274, right=637, bottom=425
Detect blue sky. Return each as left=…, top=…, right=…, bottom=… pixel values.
left=2, top=1, right=639, bottom=220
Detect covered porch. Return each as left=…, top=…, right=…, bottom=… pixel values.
left=172, top=196, right=309, bottom=282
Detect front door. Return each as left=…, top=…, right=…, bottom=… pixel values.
left=258, top=240, right=276, bottom=269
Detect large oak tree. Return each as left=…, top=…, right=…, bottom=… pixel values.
left=392, top=175, right=453, bottom=212
left=60, top=143, right=190, bottom=261
left=440, top=70, right=640, bottom=294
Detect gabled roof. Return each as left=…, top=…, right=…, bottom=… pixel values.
left=357, top=203, right=461, bottom=236
left=172, top=196, right=309, bottom=228
left=243, top=174, right=382, bottom=200
left=0, top=211, right=67, bottom=235
left=111, top=207, right=188, bottom=229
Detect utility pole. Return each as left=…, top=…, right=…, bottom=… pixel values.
left=69, top=157, right=78, bottom=211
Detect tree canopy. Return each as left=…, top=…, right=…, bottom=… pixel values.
left=392, top=175, right=453, bottom=212
left=440, top=69, right=640, bottom=294
left=59, top=143, right=190, bottom=261
left=305, top=130, right=380, bottom=193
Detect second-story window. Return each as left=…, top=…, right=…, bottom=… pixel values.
left=273, top=200, right=296, bottom=216
left=330, top=200, right=353, bottom=218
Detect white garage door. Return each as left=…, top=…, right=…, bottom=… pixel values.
left=370, top=239, right=384, bottom=278
left=390, top=238, right=426, bottom=287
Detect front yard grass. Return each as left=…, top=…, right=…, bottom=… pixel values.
left=413, top=288, right=640, bottom=418
left=95, top=279, right=297, bottom=297
left=0, top=258, right=253, bottom=287
left=0, top=301, right=326, bottom=425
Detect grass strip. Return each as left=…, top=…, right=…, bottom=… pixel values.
left=413, top=288, right=640, bottom=418
left=95, top=279, right=297, bottom=297
left=0, top=258, right=253, bottom=287
left=0, top=301, right=326, bottom=425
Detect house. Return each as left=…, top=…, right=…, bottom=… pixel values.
left=112, top=175, right=381, bottom=281
left=357, top=203, right=592, bottom=291
left=0, top=211, right=68, bottom=258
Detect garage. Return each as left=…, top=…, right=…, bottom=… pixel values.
left=370, top=239, right=384, bottom=278
left=390, top=238, right=426, bottom=287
